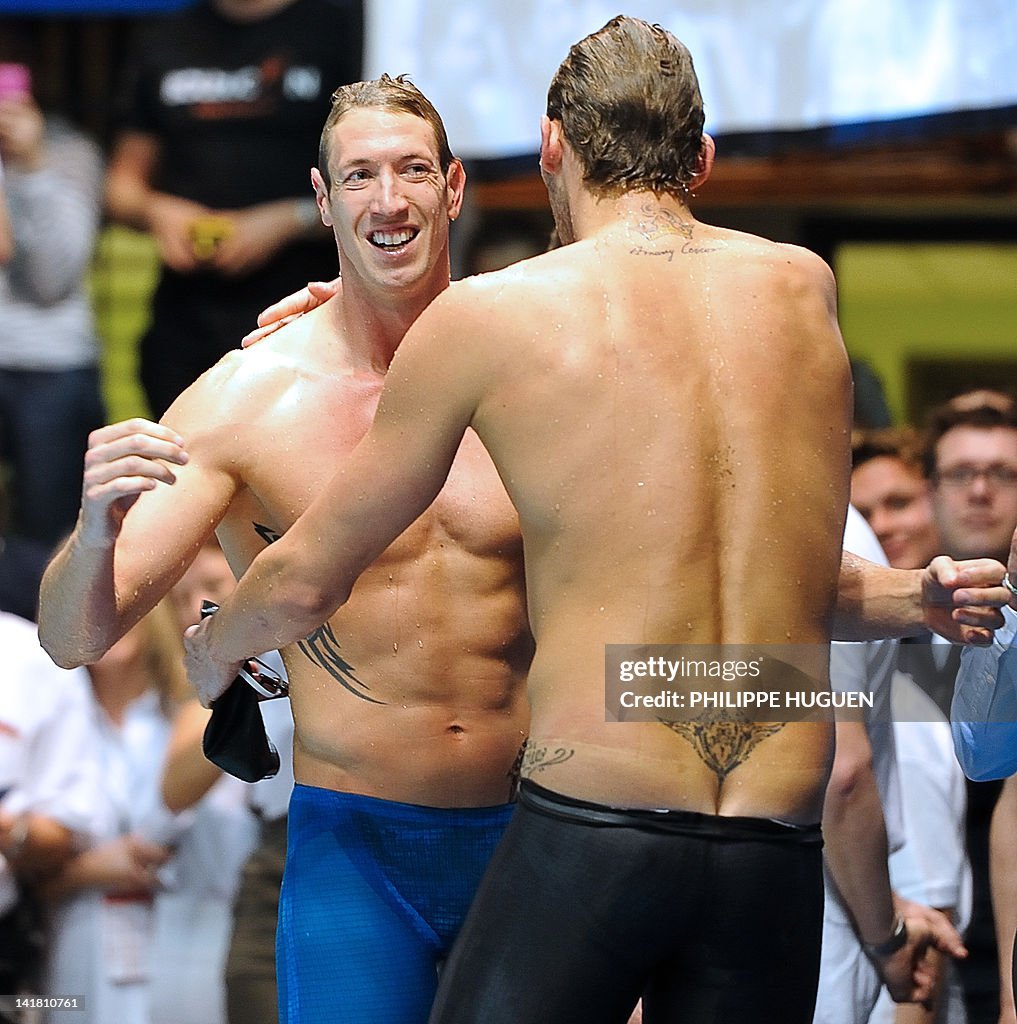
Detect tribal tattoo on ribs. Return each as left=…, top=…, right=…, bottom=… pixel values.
left=253, top=522, right=385, bottom=704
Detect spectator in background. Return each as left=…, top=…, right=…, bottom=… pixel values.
left=918, top=390, right=1017, bottom=1024
left=0, top=476, right=49, bottom=621
left=852, top=427, right=941, bottom=570
left=40, top=605, right=189, bottom=1024
left=0, top=611, right=101, bottom=1014
left=156, top=538, right=289, bottom=1024
left=0, top=45, right=106, bottom=547
left=926, top=391, right=1017, bottom=577
left=105, top=0, right=363, bottom=417
left=869, top=672, right=972, bottom=1024
left=851, top=431, right=972, bottom=1024
left=814, top=507, right=963, bottom=1024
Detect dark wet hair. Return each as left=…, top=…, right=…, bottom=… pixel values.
left=546, top=16, right=706, bottom=199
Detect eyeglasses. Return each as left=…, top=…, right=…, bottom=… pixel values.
left=935, top=465, right=1017, bottom=489
left=200, top=600, right=290, bottom=700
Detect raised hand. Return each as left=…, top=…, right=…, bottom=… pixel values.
left=80, top=419, right=188, bottom=542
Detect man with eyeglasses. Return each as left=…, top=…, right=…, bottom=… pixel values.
left=927, top=392, right=1017, bottom=573
left=911, top=389, right=1017, bottom=1024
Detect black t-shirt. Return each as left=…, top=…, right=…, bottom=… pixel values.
left=114, top=0, right=361, bottom=397
left=117, top=0, right=364, bottom=209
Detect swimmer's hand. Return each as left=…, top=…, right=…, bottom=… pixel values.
left=80, top=419, right=188, bottom=543
left=183, top=616, right=243, bottom=709
left=241, top=276, right=341, bottom=347
left=922, top=555, right=1008, bottom=646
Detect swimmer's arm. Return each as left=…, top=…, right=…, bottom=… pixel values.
left=833, top=552, right=1007, bottom=645
left=185, top=292, right=481, bottom=705
left=39, top=388, right=238, bottom=668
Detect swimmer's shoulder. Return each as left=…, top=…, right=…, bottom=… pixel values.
left=451, top=244, right=585, bottom=312
left=710, top=226, right=836, bottom=294
left=161, top=305, right=342, bottom=439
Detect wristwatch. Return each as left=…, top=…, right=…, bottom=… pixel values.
left=861, top=914, right=908, bottom=958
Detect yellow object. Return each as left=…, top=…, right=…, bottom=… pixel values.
left=189, top=215, right=235, bottom=260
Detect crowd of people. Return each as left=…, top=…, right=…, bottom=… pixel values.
left=1, top=6, right=1016, bottom=1024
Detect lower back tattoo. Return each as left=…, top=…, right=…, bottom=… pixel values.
left=659, top=713, right=785, bottom=784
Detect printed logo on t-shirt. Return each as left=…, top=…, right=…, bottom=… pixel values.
left=160, top=61, right=322, bottom=117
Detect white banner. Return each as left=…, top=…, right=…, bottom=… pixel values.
left=365, top=0, right=1017, bottom=158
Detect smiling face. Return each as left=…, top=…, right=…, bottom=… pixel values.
left=314, top=107, right=464, bottom=306
left=850, top=455, right=939, bottom=569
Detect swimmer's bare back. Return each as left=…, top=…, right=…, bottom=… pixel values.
left=439, top=209, right=851, bottom=822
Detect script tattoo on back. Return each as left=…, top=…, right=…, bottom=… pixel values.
left=253, top=522, right=385, bottom=704
left=658, top=714, right=785, bottom=784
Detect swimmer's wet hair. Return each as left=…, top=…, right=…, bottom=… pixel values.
left=546, top=16, right=706, bottom=199
left=318, top=74, right=457, bottom=190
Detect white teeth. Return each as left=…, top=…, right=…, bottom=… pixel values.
left=370, top=229, right=415, bottom=247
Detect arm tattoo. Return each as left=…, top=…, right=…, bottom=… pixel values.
left=252, top=522, right=386, bottom=705
left=659, top=713, right=785, bottom=784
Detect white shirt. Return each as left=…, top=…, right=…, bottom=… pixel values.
left=0, top=612, right=101, bottom=916
left=833, top=506, right=903, bottom=851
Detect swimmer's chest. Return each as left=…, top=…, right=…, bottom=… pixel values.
left=222, top=400, right=520, bottom=565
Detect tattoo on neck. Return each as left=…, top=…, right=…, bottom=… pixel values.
left=252, top=521, right=384, bottom=704
left=635, top=202, right=693, bottom=241
left=630, top=246, right=674, bottom=262
left=658, top=714, right=785, bottom=784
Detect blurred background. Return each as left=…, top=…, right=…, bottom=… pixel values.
left=0, top=0, right=1015, bottom=425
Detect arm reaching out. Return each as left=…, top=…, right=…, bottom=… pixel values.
left=184, top=293, right=480, bottom=705
left=834, top=551, right=1007, bottom=644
